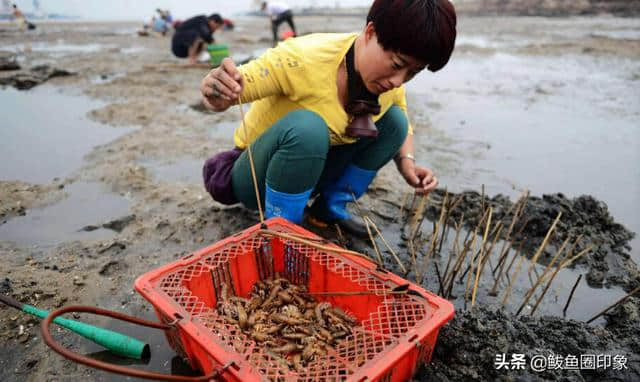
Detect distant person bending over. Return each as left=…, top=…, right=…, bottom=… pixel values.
left=200, top=0, right=456, bottom=236
left=171, top=14, right=224, bottom=65
left=261, top=1, right=296, bottom=46
left=151, top=16, right=169, bottom=36
left=156, top=8, right=173, bottom=23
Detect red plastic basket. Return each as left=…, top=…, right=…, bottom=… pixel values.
left=135, top=217, right=454, bottom=381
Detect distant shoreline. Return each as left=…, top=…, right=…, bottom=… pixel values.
left=1, top=3, right=638, bottom=24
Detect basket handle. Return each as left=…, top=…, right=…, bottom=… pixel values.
left=41, top=305, right=232, bottom=381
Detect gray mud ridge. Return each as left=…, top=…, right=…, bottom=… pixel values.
left=419, top=303, right=640, bottom=382
left=427, top=190, right=639, bottom=291
left=0, top=51, right=20, bottom=71
left=0, top=64, right=73, bottom=90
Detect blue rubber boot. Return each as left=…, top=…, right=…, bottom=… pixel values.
left=265, top=185, right=312, bottom=224
left=308, top=164, right=376, bottom=237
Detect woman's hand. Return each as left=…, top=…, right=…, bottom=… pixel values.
left=200, top=57, right=243, bottom=112
left=397, top=159, right=438, bottom=194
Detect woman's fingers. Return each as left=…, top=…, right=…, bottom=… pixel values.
left=424, top=176, right=438, bottom=192
left=214, top=69, right=241, bottom=99
left=199, top=59, right=243, bottom=112
left=410, top=166, right=437, bottom=193
left=221, top=57, right=242, bottom=83
left=201, top=59, right=243, bottom=102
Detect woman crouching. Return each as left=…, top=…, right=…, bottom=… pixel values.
left=201, top=0, right=457, bottom=237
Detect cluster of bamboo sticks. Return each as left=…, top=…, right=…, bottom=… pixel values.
left=348, top=187, right=638, bottom=323
left=395, top=189, right=593, bottom=316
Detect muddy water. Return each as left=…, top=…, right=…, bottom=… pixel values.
left=136, top=121, right=240, bottom=185
left=0, top=182, right=131, bottom=248
left=0, top=86, right=136, bottom=184
left=139, top=157, right=204, bottom=185
left=407, top=20, right=640, bottom=264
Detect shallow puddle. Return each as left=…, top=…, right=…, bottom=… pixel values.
left=0, top=182, right=131, bottom=248
left=140, top=121, right=239, bottom=184
left=4, top=41, right=115, bottom=57
left=0, top=85, right=136, bottom=184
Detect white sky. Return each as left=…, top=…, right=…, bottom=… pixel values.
left=8, top=0, right=371, bottom=20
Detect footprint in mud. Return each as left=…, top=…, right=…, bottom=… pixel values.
left=99, top=260, right=123, bottom=277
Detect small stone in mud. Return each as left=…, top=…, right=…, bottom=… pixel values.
left=80, top=224, right=100, bottom=232
left=1, top=277, right=12, bottom=293
left=102, top=214, right=135, bottom=232
left=72, top=276, right=85, bottom=286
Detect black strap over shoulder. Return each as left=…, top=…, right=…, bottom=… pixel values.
left=345, top=42, right=381, bottom=117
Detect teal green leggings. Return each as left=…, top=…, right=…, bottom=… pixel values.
left=231, top=106, right=408, bottom=210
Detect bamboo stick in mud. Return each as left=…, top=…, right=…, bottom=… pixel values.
left=471, top=207, right=493, bottom=308
left=435, top=262, right=445, bottom=296
left=437, top=193, right=462, bottom=255
left=458, top=208, right=491, bottom=283
left=515, top=237, right=571, bottom=316
left=527, top=211, right=562, bottom=276
left=472, top=223, right=504, bottom=306
left=501, top=239, right=528, bottom=307
left=441, top=213, right=465, bottom=288
left=446, top=227, right=477, bottom=299
left=529, top=239, right=578, bottom=316
left=586, top=285, right=640, bottom=324
left=420, top=192, right=448, bottom=285
left=364, top=217, right=384, bottom=266
left=490, top=191, right=529, bottom=294
left=563, top=274, right=582, bottom=317
left=518, top=243, right=592, bottom=316
left=365, top=216, right=406, bottom=274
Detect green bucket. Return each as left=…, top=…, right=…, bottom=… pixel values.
left=208, top=44, right=229, bottom=67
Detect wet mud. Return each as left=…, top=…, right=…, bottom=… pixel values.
left=419, top=304, right=640, bottom=381
left=0, top=64, right=73, bottom=89
left=0, top=14, right=639, bottom=382
left=425, top=189, right=639, bottom=292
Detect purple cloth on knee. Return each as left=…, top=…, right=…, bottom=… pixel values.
left=202, top=148, right=243, bottom=205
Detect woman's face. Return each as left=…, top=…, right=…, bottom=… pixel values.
left=358, top=23, right=427, bottom=95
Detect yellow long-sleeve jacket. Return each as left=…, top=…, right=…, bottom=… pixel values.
left=233, top=33, right=413, bottom=149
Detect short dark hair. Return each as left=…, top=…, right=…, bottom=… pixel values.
left=367, top=0, right=457, bottom=72
left=208, top=14, right=223, bottom=24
